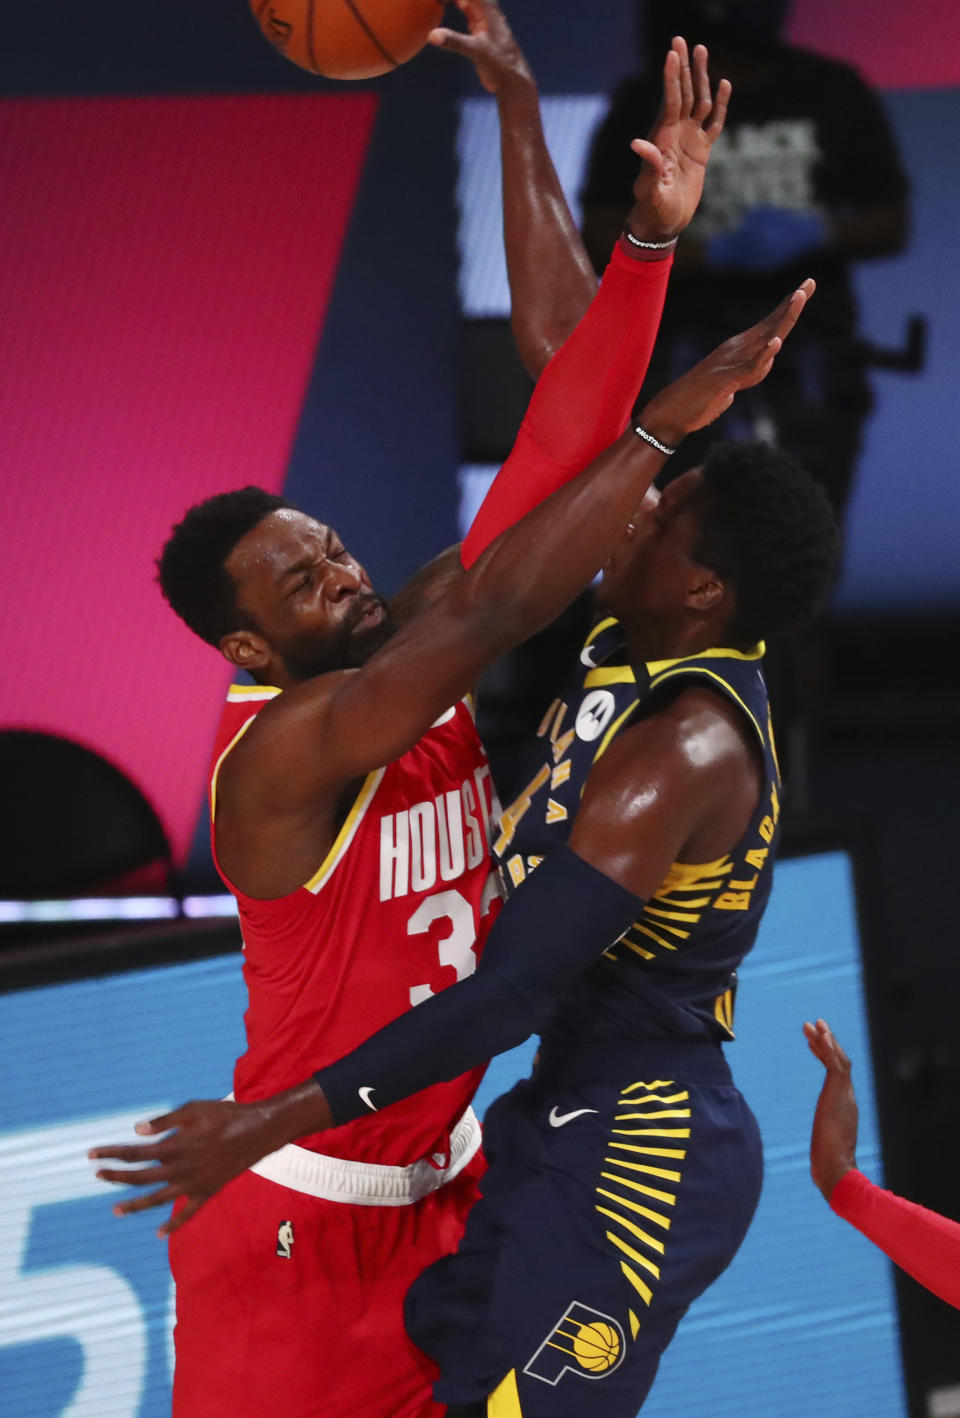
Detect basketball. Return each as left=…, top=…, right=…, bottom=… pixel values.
left=250, top=0, right=444, bottom=79
left=573, top=1321, right=622, bottom=1372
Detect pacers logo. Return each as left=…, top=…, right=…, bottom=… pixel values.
left=523, top=1301, right=625, bottom=1386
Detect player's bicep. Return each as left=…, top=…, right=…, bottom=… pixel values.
left=388, top=543, right=465, bottom=627
left=316, top=591, right=503, bottom=780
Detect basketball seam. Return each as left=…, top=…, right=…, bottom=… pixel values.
left=307, top=0, right=320, bottom=72
left=256, top=0, right=272, bottom=17
left=341, top=0, right=400, bottom=70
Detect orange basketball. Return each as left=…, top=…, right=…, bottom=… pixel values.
left=250, top=0, right=445, bottom=79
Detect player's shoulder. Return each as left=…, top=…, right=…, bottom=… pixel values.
left=219, top=668, right=360, bottom=799
left=596, top=681, right=758, bottom=789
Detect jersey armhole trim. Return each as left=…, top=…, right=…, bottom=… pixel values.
left=210, top=717, right=256, bottom=824
left=647, top=666, right=766, bottom=753
left=303, top=767, right=386, bottom=895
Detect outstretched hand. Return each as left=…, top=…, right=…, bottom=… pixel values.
left=640, top=278, right=815, bottom=446
left=428, top=0, right=533, bottom=97
left=804, top=1017, right=859, bottom=1202
left=628, top=38, right=731, bottom=244
left=89, top=1097, right=286, bottom=1237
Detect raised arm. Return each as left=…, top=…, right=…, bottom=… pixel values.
left=236, top=281, right=809, bottom=806
left=429, top=0, right=597, bottom=378
left=460, top=35, right=731, bottom=564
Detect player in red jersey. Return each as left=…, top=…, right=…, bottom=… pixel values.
left=805, top=1018, right=960, bottom=1310
left=92, top=11, right=738, bottom=1417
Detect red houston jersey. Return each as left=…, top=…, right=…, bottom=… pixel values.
left=209, top=684, right=501, bottom=1167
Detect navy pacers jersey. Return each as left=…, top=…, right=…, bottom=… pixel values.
left=493, top=614, right=782, bottom=1046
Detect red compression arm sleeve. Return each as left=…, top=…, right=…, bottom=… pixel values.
left=461, top=245, right=672, bottom=569
left=831, top=1169, right=960, bottom=1309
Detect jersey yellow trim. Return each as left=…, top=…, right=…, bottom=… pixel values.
left=659, top=857, right=733, bottom=888
left=210, top=718, right=256, bottom=824
left=647, top=666, right=765, bottom=750
left=605, top=1230, right=661, bottom=1279
left=597, top=1185, right=672, bottom=1230
left=645, top=642, right=765, bottom=677
left=303, top=768, right=385, bottom=894
left=226, top=684, right=282, bottom=701
left=596, top=1206, right=667, bottom=1254
left=593, top=699, right=641, bottom=764
left=583, top=615, right=619, bottom=648
left=488, top=1368, right=523, bottom=1418
left=600, top=1170, right=676, bottom=1206
left=583, top=665, right=636, bottom=689
left=620, top=1261, right=654, bottom=1306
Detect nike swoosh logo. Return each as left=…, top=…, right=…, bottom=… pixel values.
left=548, top=1106, right=599, bottom=1128
left=358, top=1087, right=378, bottom=1112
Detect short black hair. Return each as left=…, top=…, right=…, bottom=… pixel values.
left=157, top=487, right=295, bottom=646
left=694, top=443, right=839, bottom=643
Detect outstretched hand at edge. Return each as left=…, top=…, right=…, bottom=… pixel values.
left=88, top=1095, right=304, bottom=1238
left=640, top=278, right=815, bottom=447
left=804, top=1017, right=859, bottom=1202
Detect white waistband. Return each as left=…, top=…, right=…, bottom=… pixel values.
left=244, top=1105, right=482, bottom=1207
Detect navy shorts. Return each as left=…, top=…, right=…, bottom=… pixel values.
left=406, top=1040, right=763, bottom=1418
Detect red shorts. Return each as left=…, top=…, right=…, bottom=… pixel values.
left=169, top=1123, right=485, bottom=1418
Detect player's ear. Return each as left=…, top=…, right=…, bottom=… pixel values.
left=220, top=628, right=271, bottom=674
left=686, top=571, right=725, bottom=615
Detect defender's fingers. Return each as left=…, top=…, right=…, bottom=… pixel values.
left=630, top=138, right=666, bottom=177
left=96, top=1164, right=172, bottom=1187
left=706, top=78, right=732, bottom=140
left=803, top=1020, right=831, bottom=1065
left=428, top=27, right=482, bottom=53
left=89, top=1141, right=170, bottom=1163
left=133, top=1105, right=193, bottom=1135
left=658, top=47, right=682, bottom=127
left=816, top=1019, right=852, bottom=1072
left=691, top=44, right=713, bottom=121
left=158, top=1197, right=204, bottom=1239
left=112, top=1185, right=182, bottom=1218
left=767, top=284, right=813, bottom=344
left=674, top=36, right=695, bottom=114
left=450, top=0, right=490, bottom=25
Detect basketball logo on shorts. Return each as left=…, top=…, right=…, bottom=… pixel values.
left=523, top=1301, right=625, bottom=1386
left=575, top=691, right=616, bottom=743
left=276, top=1220, right=294, bottom=1259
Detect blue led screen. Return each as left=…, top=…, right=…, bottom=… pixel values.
left=0, top=852, right=905, bottom=1417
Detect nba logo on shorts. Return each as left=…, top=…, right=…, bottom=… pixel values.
left=524, top=1301, right=625, bottom=1385
left=276, top=1220, right=294, bottom=1259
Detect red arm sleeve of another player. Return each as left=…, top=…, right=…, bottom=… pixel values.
left=461, top=245, right=672, bottom=569
left=831, top=1169, right=960, bottom=1309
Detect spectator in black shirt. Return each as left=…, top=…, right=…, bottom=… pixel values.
left=582, top=0, right=910, bottom=525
